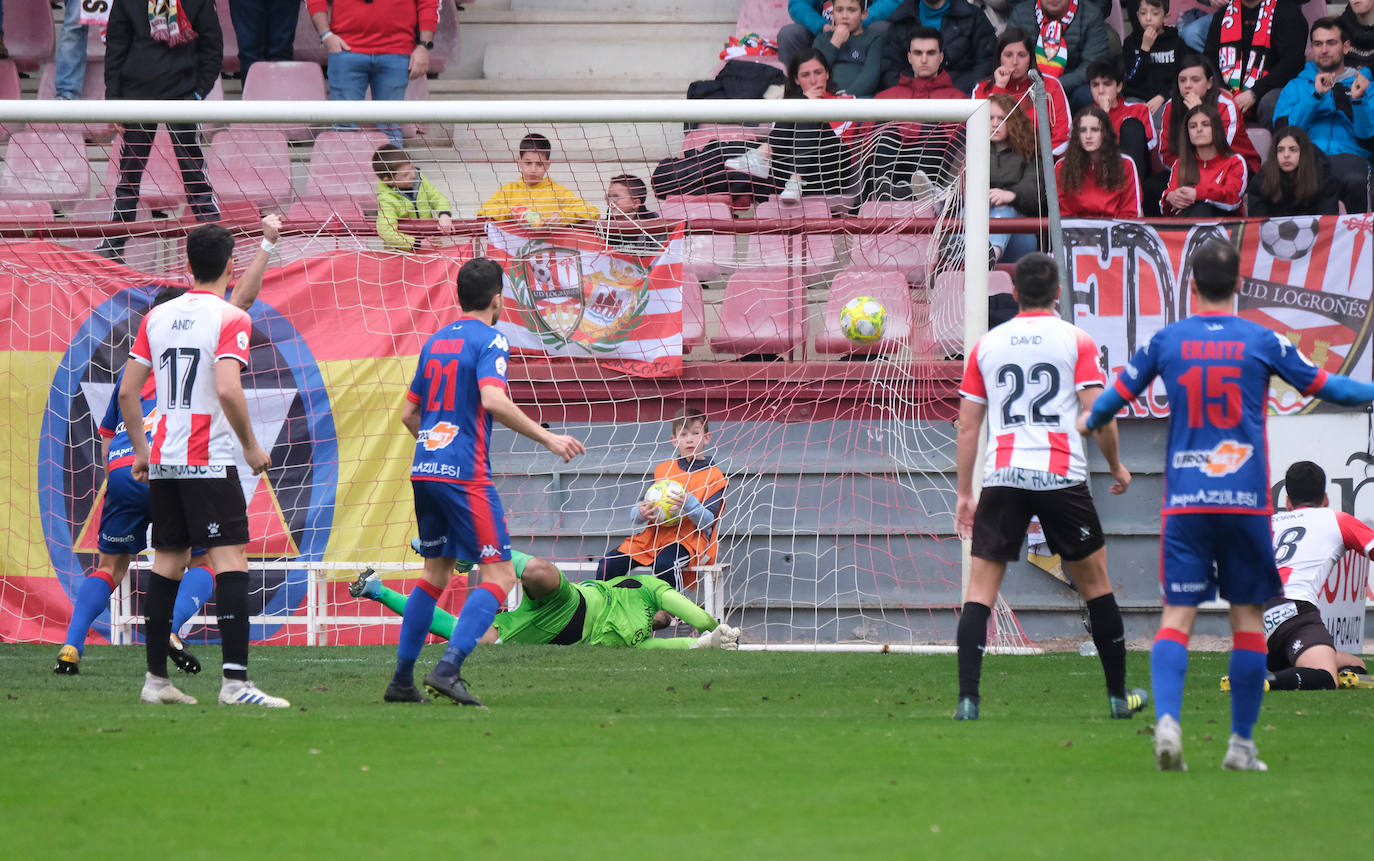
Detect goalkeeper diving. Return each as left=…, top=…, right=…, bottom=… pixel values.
left=351, top=550, right=740, bottom=665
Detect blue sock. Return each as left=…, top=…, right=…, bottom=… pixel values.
left=63, top=572, right=116, bottom=654
left=1229, top=633, right=1268, bottom=739
left=1151, top=628, right=1189, bottom=722
left=436, top=582, right=506, bottom=675
left=394, top=582, right=440, bottom=685
left=171, top=566, right=215, bottom=634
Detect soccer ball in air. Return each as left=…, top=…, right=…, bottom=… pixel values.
left=1258, top=217, right=1319, bottom=260
left=644, top=478, right=685, bottom=525
left=838, top=296, right=886, bottom=343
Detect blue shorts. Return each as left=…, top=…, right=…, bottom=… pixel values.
left=1160, top=512, right=1282, bottom=606
left=412, top=479, right=512, bottom=565
left=97, top=465, right=208, bottom=558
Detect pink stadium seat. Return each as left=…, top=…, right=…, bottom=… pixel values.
left=682, top=274, right=707, bottom=350
left=67, top=199, right=159, bottom=266
left=0, top=131, right=90, bottom=204
left=681, top=125, right=764, bottom=154
left=1247, top=127, right=1272, bottom=165
left=216, top=0, right=241, bottom=75
left=102, top=127, right=190, bottom=211
left=241, top=61, right=327, bottom=141
left=208, top=129, right=294, bottom=208
left=3, top=0, right=58, bottom=72
left=716, top=0, right=790, bottom=73
left=710, top=269, right=807, bottom=356
left=1106, top=0, right=1124, bottom=42
left=815, top=270, right=912, bottom=355
left=850, top=199, right=939, bottom=284
left=292, top=3, right=328, bottom=66
left=278, top=195, right=374, bottom=263
left=921, top=269, right=1013, bottom=358
left=659, top=198, right=737, bottom=283
left=0, top=200, right=57, bottom=222
left=35, top=61, right=114, bottom=142
left=751, top=198, right=837, bottom=278
left=304, top=130, right=391, bottom=214
left=368, top=75, right=443, bottom=141
left=0, top=60, right=21, bottom=141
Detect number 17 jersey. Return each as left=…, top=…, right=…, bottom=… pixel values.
left=959, top=311, right=1104, bottom=489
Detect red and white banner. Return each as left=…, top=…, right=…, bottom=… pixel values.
left=486, top=223, right=684, bottom=377
left=1064, top=214, right=1374, bottom=417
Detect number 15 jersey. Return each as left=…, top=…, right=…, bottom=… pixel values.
left=959, top=311, right=1104, bottom=489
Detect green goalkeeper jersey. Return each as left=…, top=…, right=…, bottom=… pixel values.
left=577, top=574, right=717, bottom=647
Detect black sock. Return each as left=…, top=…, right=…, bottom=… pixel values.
left=216, top=571, right=250, bottom=681
left=1086, top=593, right=1128, bottom=699
left=1269, top=666, right=1337, bottom=690
left=1339, top=664, right=1367, bottom=676
left=956, top=601, right=992, bottom=702
left=144, top=571, right=178, bottom=678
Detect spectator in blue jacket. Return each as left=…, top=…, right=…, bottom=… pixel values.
left=1274, top=17, right=1374, bottom=212
left=778, top=0, right=899, bottom=69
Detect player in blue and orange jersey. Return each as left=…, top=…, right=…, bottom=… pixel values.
left=389, top=256, right=584, bottom=707
left=596, top=407, right=727, bottom=592
left=1083, top=239, right=1374, bottom=772
left=54, top=214, right=281, bottom=677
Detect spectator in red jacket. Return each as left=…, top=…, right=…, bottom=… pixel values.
left=308, top=0, right=440, bottom=146
left=972, top=28, right=1072, bottom=156
left=861, top=26, right=968, bottom=201
left=1160, top=103, right=1249, bottom=215
left=1055, top=106, right=1144, bottom=218
left=1087, top=60, right=1156, bottom=182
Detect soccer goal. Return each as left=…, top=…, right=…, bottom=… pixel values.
left=0, top=95, right=1039, bottom=654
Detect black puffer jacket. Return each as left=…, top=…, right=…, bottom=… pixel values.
left=106, top=0, right=223, bottom=100
left=881, top=0, right=997, bottom=93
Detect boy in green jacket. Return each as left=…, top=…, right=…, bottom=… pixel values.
left=372, top=144, right=455, bottom=252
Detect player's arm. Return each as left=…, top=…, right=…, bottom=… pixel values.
left=118, top=359, right=154, bottom=481
left=1077, top=386, right=1131, bottom=494
left=1082, top=342, right=1160, bottom=431
left=656, top=586, right=719, bottom=632
left=227, top=214, right=282, bottom=311
left=480, top=385, right=584, bottom=462
left=400, top=397, right=421, bottom=439
left=954, top=397, right=985, bottom=540
left=1335, top=511, right=1374, bottom=559
left=215, top=359, right=270, bottom=475
left=1267, top=331, right=1374, bottom=407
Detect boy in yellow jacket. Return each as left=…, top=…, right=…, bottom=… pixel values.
left=477, top=133, right=599, bottom=227
left=372, top=144, right=455, bottom=252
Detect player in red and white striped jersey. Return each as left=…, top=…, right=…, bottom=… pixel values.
left=954, top=253, right=1143, bottom=722
left=119, top=224, right=285, bottom=708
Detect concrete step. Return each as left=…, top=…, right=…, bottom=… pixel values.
left=450, top=121, right=685, bottom=162
left=511, top=0, right=742, bottom=15
left=482, top=33, right=724, bottom=81
left=428, top=78, right=688, bottom=99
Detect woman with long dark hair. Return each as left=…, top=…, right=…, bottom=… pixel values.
left=1055, top=106, right=1142, bottom=218
left=1247, top=126, right=1341, bottom=217
left=1160, top=103, right=1248, bottom=216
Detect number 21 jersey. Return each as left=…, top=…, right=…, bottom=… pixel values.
left=959, top=311, right=1104, bottom=489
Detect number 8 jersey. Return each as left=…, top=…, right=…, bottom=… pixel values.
left=129, top=289, right=253, bottom=467
left=959, top=311, right=1104, bottom=489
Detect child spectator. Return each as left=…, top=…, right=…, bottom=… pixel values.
left=815, top=0, right=884, bottom=97
left=606, top=174, right=658, bottom=219
left=1122, top=0, right=1186, bottom=114
left=973, top=28, right=1072, bottom=156
left=1345, top=0, right=1374, bottom=72
left=596, top=408, right=728, bottom=591
left=777, top=0, right=897, bottom=70
left=1247, top=126, right=1342, bottom=216
left=1160, top=103, right=1248, bottom=215
left=372, top=144, right=454, bottom=252
left=1087, top=60, right=1156, bottom=181
left=988, top=94, right=1044, bottom=264
left=1055, top=106, right=1143, bottom=218
left=477, top=133, right=600, bottom=227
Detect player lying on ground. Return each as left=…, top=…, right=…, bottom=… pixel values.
left=55, top=215, right=281, bottom=677
left=1083, top=239, right=1374, bottom=771
left=1219, top=460, right=1374, bottom=692
left=954, top=253, right=1147, bottom=722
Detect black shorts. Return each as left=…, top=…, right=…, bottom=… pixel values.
left=149, top=466, right=249, bottom=550
left=971, top=483, right=1105, bottom=563
left=1263, top=597, right=1335, bottom=672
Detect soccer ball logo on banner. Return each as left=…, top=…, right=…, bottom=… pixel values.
left=1259, top=217, right=1320, bottom=260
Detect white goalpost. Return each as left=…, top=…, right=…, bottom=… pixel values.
left=0, top=95, right=1036, bottom=653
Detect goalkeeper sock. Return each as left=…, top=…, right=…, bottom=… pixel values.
left=1228, top=632, right=1267, bottom=739
left=171, top=565, right=214, bottom=634
left=956, top=601, right=991, bottom=702
left=63, top=570, right=116, bottom=654
left=216, top=571, right=250, bottom=682
left=1150, top=627, right=1189, bottom=722
left=394, top=580, right=441, bottom=686
left=143, top=571, right=178, bottom=679
left=435, top=582, right=506, bottom=677
left=375, top=582, right=458, bottom=640
left=1269, top=666, right=1336, bottom=690
left=1086, top=593, right=1128, bottom=699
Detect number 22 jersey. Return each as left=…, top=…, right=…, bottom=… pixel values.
left=959, top=311, right=1105, bottom=489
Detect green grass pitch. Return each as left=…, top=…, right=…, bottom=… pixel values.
left=3, top=644, right=1370, bottom=859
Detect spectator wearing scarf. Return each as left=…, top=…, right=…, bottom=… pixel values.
left=1203, top=0, right=1308, bottom=125
left=1008, top=0, right=1111, bottom=110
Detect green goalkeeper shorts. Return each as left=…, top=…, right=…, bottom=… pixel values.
left=493, top=572, right=586, bottom=645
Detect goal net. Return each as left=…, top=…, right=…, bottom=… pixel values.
left=0, top=96, right=1038, bottom=653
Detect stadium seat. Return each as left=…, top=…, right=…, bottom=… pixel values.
left=278, top=195, right=374, bottom=264
left=0, top=200, right=56, bottom=222
left=0, top=131, right=90, bottom=204
left=682, top=273, right=707, bottom=350
left=304, top=130, right=391, bottom=214
left=241, top=61, right=327, bottom=141
left=368, top=75, right=445, bottom=142
left=659, top=198, right=737, bottom=283
left=921, top=269, right=1013, bottom=358
left=102, top=127, right=193, bottom=211
left=207, top=129, right=294, bottom=208
left=815, top=269, right=912, bottom=354
left=1105, top=0, right=1124, bottom=43
left=681, top=125, right=764, bottom=154
left=0, top=60, right=21, bottom=141
left=1246, top=127, right=1272, bottom=166
left=35, top=61, right=114, bottom=142
left=751, top=198, right=837, bottom=278
left=3, top=0, right=58, bottom=72
left=216, top=0, right=241, bottom=75
left=850, top=199, right=939, bottom=284
left=287, top=195, right=365, bottom=224
left=710, top=269, right=807, bottom=356
left=716, top=0, right=790, bottom=72
left=67, top=199, right=160, bottom=269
